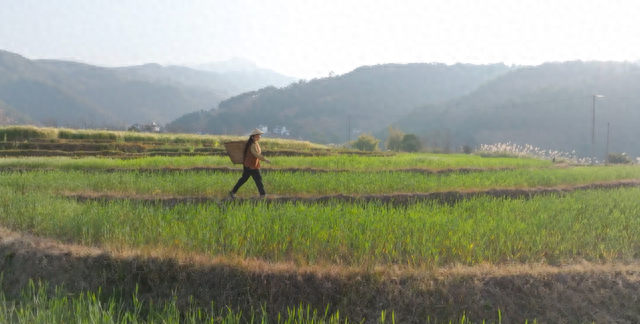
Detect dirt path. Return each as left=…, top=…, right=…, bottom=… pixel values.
left=66, top=179, right=640, bottom=208
left=2, top=226, right=640, bottom=323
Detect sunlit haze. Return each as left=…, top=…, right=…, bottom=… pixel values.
left=1, top=0, right=638, bottom=79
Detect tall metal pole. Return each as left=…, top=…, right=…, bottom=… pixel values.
left=348, top=115, right=351, bottom=148
left=591, top=95, right=596, bottom=164
left=606, top=122, right=610, bottom=165
left=591, top=94, right=603, bottom=164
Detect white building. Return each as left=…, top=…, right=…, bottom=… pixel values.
left=131, top=122, right=160, bottom=133
left=272, top=125, right=290, bottom=136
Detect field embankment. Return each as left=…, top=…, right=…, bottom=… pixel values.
left=0, top=126, right=339, bottom=158
left=66, top=179, right=640, bottom=207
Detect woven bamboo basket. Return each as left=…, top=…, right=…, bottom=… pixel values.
left=224, top=141, right=247, bottom=164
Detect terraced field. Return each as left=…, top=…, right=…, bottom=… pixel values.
left=1, top=134, right=640, bottom=323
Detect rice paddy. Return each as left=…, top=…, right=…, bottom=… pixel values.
left=0, top=165, right=638, bottom=197
left=0, top=153, right=552, bottom=171
left=1, top=133, right=639, bottom=323
left=2, top=187, right=640, bottom=267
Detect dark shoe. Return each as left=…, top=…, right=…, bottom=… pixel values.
left=229, top=191, right=236, bottom=198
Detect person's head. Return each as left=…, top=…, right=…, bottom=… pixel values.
left=245, top=128, right=265, bottom=154
left=249, top=128, right=264, bottom=142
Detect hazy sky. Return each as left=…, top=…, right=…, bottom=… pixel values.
left=1, top=0, right=638, bottom=79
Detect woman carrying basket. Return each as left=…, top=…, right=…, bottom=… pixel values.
left=229, top=128, right=271, bottom=198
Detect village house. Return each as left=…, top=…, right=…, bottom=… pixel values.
left=272, top=125, right=290, bottom=136
left=251, top=124, right=290, bottom=137
left=130, top=122, right=160, bottom=133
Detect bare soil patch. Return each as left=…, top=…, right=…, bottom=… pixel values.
left=2, top=226, right=640, bottom=323
left=67, top=179, right=640, bottom=208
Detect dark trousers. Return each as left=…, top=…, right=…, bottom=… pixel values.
left=231, top=166, right=265, bottom=195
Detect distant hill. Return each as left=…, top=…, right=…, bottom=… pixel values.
left=395, top=61, right=640, bottom=158
left=0, top=51, right=118, bottom=126
left=0, top=98, right=32, bottom=125
left=189, top=57, right=298, bottom=93
left=114, top=63, right=236, bottom=95
left=116, top=60, right=297, bottom=96
left=0, top=50, right=296, bottom=127
left=191, top=57, right=259, bottom=73
left=0, top=50, right=229, bottom=126
left=167, top=63, right=512, bottom=143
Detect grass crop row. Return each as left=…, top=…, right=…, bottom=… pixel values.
left=0, top=280, right=348, bottom=324
left=2, top=166, right=638, bottom=197
left=0, top=280, right=522, bottom=324
left=0, top=153, right=552, bottom=171
left=2, top=187, right=640, bottom=267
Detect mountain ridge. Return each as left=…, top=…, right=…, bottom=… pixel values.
left=167, top=62, right=513, bottom=142
left=395, top=61, right=640, bottom=157
left=0, top=50, right=297, bottom=127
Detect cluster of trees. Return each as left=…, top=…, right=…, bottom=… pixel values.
left=383, top=126, right=422, bottom=152
left=350, top=127, right=423, bottom=152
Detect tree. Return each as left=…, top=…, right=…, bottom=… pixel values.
left=79, top=116, right=95, bottom=130
left=607, top=153, right=632, bottom=164
left=385, top=126, right=404, bottom=151
left=351, top=133, right=380, bottom=151
left=42, top=117, right=58, bottom=127
left=400, top=134, right=422, bottom=152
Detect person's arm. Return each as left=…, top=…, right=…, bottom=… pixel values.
left=250, top=143, right=270, bottom=163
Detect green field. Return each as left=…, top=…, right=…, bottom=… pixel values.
left=1, top=133, right=638, bottom=323
left=2, top=187, right=640, bottom=266
left=0, top=153, right=552, bottom=170
left=0, top=165, right=638, bottom=197
left=3, top=280, right=528, bottom=324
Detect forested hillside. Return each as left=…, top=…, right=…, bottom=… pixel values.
left=114, top=62, right=296, bottom=96
left=396, top=61, right=640, bottom=158
left=166, top=63, right=511, bottom=143
left=0, top=98, right=31, bottom=125
left=0, top=50, right=295, bottom=127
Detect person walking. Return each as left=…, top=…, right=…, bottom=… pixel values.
left=229, top=128, right=271, bottom=198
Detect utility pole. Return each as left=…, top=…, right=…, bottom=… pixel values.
left=591, top=94, right=604, bottom=164
left=591, top=96, right=595, bottom=164
left=348, top=115, right=351, bottom=148
left=606, top=122, right=610, bottom=165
